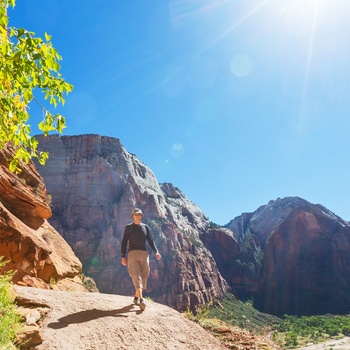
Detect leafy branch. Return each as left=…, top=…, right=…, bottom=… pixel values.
left=0, top=0, right=73, bottom=172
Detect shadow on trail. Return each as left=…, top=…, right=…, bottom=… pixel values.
left=48, top=304, right=142, bottom=329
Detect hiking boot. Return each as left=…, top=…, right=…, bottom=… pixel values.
left=133, top=297, right=139, bottom=305
left=139, top=298, right=146, bottom=311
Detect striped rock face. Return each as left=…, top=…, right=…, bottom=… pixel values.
left=0, top=145, right=84, bottom=291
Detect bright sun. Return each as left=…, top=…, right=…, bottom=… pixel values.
left=279, top=0, right=326, bottom=33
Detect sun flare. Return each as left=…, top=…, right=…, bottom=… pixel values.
left=280, top=0, right=323, bottom=34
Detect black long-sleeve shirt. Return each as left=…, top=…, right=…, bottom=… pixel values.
left=121, top=223, right=158, bottom=258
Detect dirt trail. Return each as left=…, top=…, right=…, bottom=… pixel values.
left=296, top=337, right=350, bottom=350
left=14, top=286, right=226, bottom=350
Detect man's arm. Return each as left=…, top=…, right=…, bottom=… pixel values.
left=145, top=225, right=161, bottom=260
left=121, top=225, right=130, bottom=265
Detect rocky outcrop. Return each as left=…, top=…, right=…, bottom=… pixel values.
left=0, top=145, right=85, bottom=290
left=207, top=197, right=350, bottom=316
left=13, top=285, right=281, bottom=350
left=255, top=200, right=350, bottom=316
left=34, top=134, right=227, bottom=311
left=13, top=286, right=230, bottom=350
left=200, top=227, right=239, bottom=288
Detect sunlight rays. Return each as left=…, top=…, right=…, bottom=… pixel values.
left=114, top=0, right=329, bottom=136
left=170, top=0, right=233, bottom=28
left=172, top=0, right=327, bottom=138
left=151, top=0, right=271, bottom=95
left=201, top=0, right=270, bottom=53
left=281, top=0, right=323, bottom=133
left=280, top=0, right=323, bottom=100
left=170, top=0, right=271, bottom=55
left=299, top=2, right=321, bottom=99
left=297, top=2, right=320, bottom=133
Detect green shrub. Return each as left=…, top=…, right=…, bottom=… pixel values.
left=184, top=293, right=350, bottom=349
left=285, top=332, right=298, bottom=347
left=275, top=314, right=350, bottom=348
left=0, top=258, right=22, bottom=349
left=185, top=293, right=281, bottom=333
left=342, top=325, right=350, bottom=336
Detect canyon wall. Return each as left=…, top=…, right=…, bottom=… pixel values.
left=34, top=134, right=227, bottom=311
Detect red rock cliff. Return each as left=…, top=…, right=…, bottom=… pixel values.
left=0, top=145, right=84, bottom=291
left=223, top=197, right=350, bottom=316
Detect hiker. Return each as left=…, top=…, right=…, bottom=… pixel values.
left=121, top=208, right=161, bottom=309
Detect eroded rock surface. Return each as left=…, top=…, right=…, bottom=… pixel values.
left=14, top=286, right=227, bottom=350
left=0, top=146, right=84, bottom=290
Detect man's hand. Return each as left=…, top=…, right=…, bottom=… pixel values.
left=155, top=252, right=161, bottom=261
left=121, top=257, right=127, bottom=266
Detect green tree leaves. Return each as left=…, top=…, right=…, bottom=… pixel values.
left=0, top=0, right=73, bottom=172
left=0, top=257, right=22, bottom=348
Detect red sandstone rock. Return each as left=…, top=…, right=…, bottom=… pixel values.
left=0, top=145, right=85, bottom=290
left=225, top=197, right=350, bottom=316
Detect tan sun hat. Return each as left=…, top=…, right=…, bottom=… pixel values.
left=131, top=208, right=144, bottom=218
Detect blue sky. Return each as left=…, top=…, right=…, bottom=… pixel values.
left=9, top=0, right=350, bottom=225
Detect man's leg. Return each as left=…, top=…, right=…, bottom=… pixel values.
left=140, top=252, right=150, bottom=291
left=135, top=287, right=143, bottom=299
left=128, top=251, right=142, bottom=302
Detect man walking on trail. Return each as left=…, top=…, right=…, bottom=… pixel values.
left=121, top=208, right=161, bottom=309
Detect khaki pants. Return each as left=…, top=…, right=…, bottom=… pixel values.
left=127, top=250, right=150, bottom=290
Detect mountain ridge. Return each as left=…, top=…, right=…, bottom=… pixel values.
left=218, top=196, right=350, bottom=315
